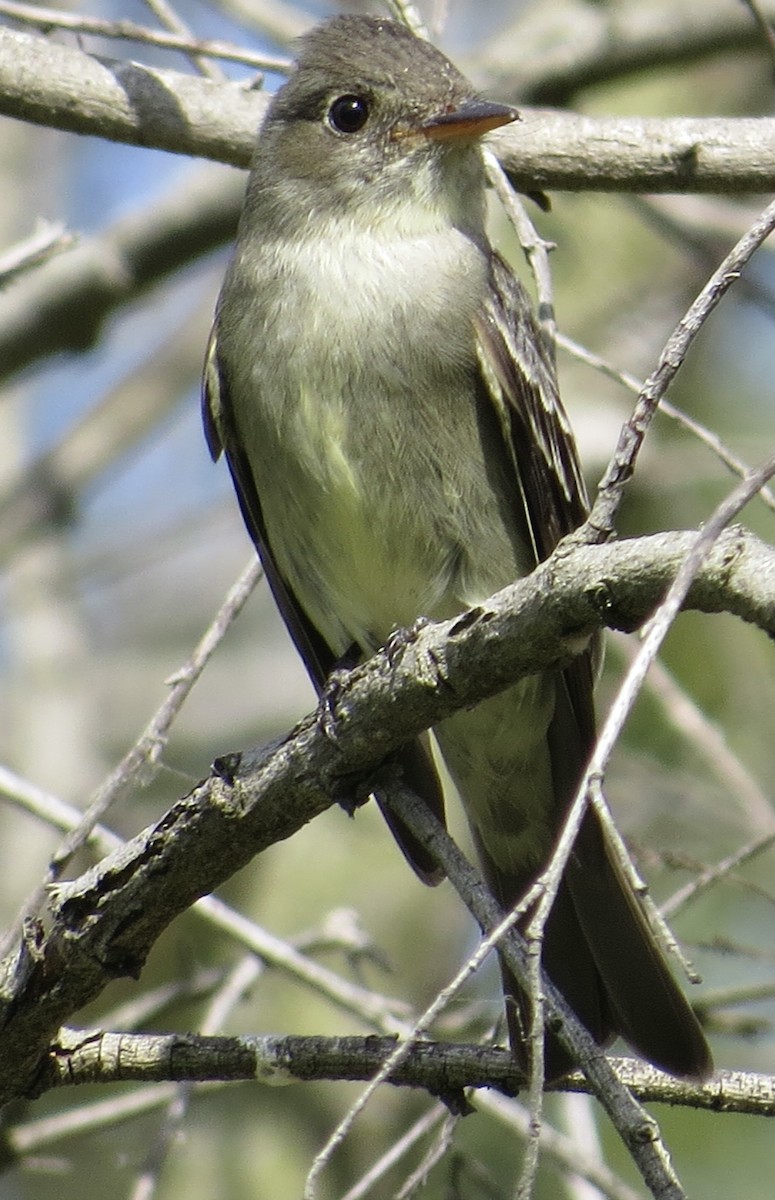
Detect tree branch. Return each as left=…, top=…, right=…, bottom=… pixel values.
left=1, top=526, right=773, bottom=1106
left=0, top=0, right=290, bottom=73
left=2, top=27, right=775, bottom=191
left=37, top=1029, right=775, bottom=1118
left=0, top=162, right=243, bottom=383
left=477, top=0, right=775, bottom=104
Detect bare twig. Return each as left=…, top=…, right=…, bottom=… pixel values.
left=484, top=147, right=557, bottom=355
left=0, top=555, right=263, bottom=957
left=592, top=456, right=775, bottom=784
left=338, top=1106, right=448, bottom=1200
left=11, top=1083, right=223, bottom=1156
left=0, top=221, right=75, bottom=285
left=0, top=0, right=290, bottom=72
left=304, top=872, right=541, bottom=1198
left=385, top=0, right=428, bottom=38
left=557, top=330, right=775, bottom=517
left=611, top=635, right=775, bottom=830
left=481, top=1092, right=643, bottom=1200
left=583, top=198, right=775, bottom=541
left=629, top=196, right=775, bottom=322
left=741, top=0, right=775, bottom=73
left=394, top=1112, right=458, bottom=1199
left=196, top=895, right=411, bottom=1031
left=662, top=830, right=775, bottom=921
left=139, top=0, right=224, bottom=80
left=3, top=28, right=775, bottom=190
left=557, top=1092, right=609, bottom=1200
left=210, top=0, right=310, bottom=45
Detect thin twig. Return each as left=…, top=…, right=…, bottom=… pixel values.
left=517, top=913, right=546, bottom=1200
left=394, top=1112, right=458, bottom=1200
left=11, top=1084, right=222, bottom=1156
left=385, top=0, right=428, bottom=38
left=480, top=1092, right=643, bottom=1200
left=0, top=221, right=75, bottom=285
left=0, top=556, right=264, bottom=958
left=557, top=1092, right=609, bottom=1200
left=629, top=195, right=775, bottom=322
left=592, top=454, right=775, bottom=789
left=583, top=196, right=775, bottom=540
left=198, top=895, right=412, bottom=1031
left=611, top=634, right=775, bottom=830
left=140, top=0, right=223, bottom=80
left=741, top=0, right=775, bottom=73
left=213, top=0, right=310, bottom=45
left=484, top=147, right=557, bottom=356
left=304, top=871, right=542, bottom=1198
left=0, top=0, right=290, bottom=71
left=662, top=830, right=775, bottom=921
left=337, top=1106, right=448, bottom=1200
left=556, top=330, right=775, bottom=516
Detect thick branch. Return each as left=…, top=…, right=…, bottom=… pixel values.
left=0, top=164, right=243, bottom=382
left=1, top=28, right=775, bottom=192
left=480, top=0, right=775, bottom=105
left=0, top=26, right=269, bottom=162
left=0, top=527, right=773, bottom=1106
left=38, top=1029, right=775, bottom=1118
left=491, top=112, right=775, bottom=196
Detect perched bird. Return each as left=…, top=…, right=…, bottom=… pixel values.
left=203, top=14, right=712, bottom=1080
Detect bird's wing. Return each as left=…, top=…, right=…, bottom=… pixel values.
left=474, top=255, right=711, bottom=1081
left=475, top=252, right=589, bottom=562
left=202, top=321, right=447, bottom=885
left=475, top=251, right=597, bottom=745
left=203, top=323, right=337, bottom=690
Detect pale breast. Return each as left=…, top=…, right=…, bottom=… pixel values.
left=219, top=223, right=530, bottom=652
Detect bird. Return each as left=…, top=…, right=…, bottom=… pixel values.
left=202, top=13, right=712, bottom=1081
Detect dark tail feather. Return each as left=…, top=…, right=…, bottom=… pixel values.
left=488, top=809, right=712, bottom=1082
left=567, top=810, right=712, bottom=1080
left=375, top=734, right=447, bottom=886
left=496, top=868, right=611, bottom=1081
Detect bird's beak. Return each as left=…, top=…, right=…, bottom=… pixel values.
left=420, top=99, right=519, bottom=143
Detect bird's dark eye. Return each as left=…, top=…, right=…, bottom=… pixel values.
left=327, top=94, right=370, bottom=134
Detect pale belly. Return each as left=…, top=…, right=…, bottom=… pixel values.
left=215, top=213, right=563, bottom=886
left=254, top=383, right=558, bottom=878
left=254, top=373, right=532, bottom=657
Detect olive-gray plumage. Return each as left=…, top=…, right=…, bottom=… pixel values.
left=204, top=14, right=712, bottom=1080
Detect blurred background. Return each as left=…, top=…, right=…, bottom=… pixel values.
left=2, top=0, right=775, bottom=1196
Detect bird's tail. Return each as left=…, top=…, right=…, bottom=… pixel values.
left=485, top=805, right=713, bottom=1081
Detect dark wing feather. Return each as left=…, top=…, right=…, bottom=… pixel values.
left=203, top=326, right=336, bottom=689
left=475, top=252, right=598, bottom=752
left=474, top=253, right=711, bottom=1080
left=475, top=252, right=588, bottom=563
left=202, top=323, right=447, bottom=886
